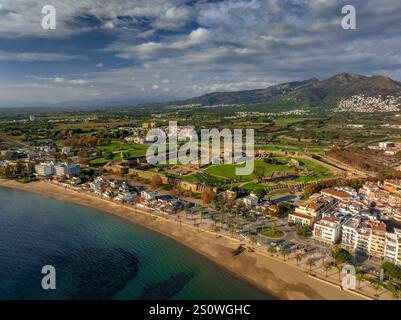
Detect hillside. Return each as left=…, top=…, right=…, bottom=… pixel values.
left=167, top=73, right=401, bottom=112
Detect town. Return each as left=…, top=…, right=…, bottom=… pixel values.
left=1, top=114, right=401, bottom=300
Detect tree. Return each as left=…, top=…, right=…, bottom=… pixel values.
left=252, top=188, right=267, bottom=199
left=385, top=281, right=399, bottom=299
left=391, top=287, right=401, bottom=300
left=356, top=269, right=366, bottom=290
left=295, top=253, right=302, bottom=266
left=104, top=151, right=114, bottom=160
left=151, top=175, right=162, bottom=188
left=323, top=261, right=333, bottom=277
left=380, top=261, right=401, bottom=280
left=201, top=190, right=216, bottom=205
left=213, top=225, right=220, bottom=235
left=296, top=225, right=312, bottom=238
left=307, top=258, right=316, bottom=272
left=280, top=248, right=289, bottom=261
left=235, top=222, right=242, bottom=234
left=331, top=246, right=352, bottom=264
left=249, top=236, right=257, bottom=248
left=369, top=279, right=382, bottom=297
left=335, top=263, right=343, bottom=281
left=254, top=166, right=265, bottom=183
left=267, top=245, right=276, bottom=256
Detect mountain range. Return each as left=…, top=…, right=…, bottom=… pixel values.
left=165, top=73, right=401, bottom=110
left=3, top=73, right=401, bottom=110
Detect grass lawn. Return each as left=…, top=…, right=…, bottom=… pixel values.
left=97, top=141, right=148, bottom=158
left=257, top=226, right=285, bottom=238
left=202, top=157, right=335, bottom=184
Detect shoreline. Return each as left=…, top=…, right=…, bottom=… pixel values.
left=0, top=179, right=365, bottom=300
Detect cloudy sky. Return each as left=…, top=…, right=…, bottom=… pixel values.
left=1, top=0, right=401, bottom=107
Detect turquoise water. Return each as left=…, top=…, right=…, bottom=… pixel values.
left=0, top=187, right=273, bottom=300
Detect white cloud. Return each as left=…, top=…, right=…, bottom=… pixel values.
left=53, top=77, right=65, bottom=83
left=3, top=0, right=401, bottom=106
left=101, top=22, right=114, bottom=30
left=69, top=79, right=89, bottom=84
left=0, top=51, right=82, bottom=62
left=0, top=0, right=195, bottom=37
left=115, top=27, right=210, bottom=58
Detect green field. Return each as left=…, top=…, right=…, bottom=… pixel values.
left=88, top=141, right=149, bottom=167
left=204, top=160, right=289, bottom=182
left=273, top=118, right=308, bottom=127
left=97, top=141, right=148, bottom=158
left=202, top=157, right=334, bottom=184
left=257, top=226, right=285, bottom=238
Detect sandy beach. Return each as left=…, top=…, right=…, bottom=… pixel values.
left=0, top=179, right=366, bottom=300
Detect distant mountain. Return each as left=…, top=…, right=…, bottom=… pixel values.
left=167, top=73, right=401, bottom=110
left=173, top=78, right=319, bottom=106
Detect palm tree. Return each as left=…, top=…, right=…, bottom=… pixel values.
left=249, top=236, right=257, bottom=248
left=295, top=253, right=302, bottom=266
left=335, top=263, right=343, bottom=281
left=356, top=269, right=366, bottom=290
left=280, top=248, right=289, bottom=261
left=369, top=279, right=382, bottom=297
left=267, top=245, right=276, bottom=256
left=177, top=213, right=182, bottom=228
left=307, top=258, right=316, bottom=272
left=235, top=222, right=242, bottom=234
left=323, top=261, right=333, bottom=277
left=392, top=288, right=401, bottom=300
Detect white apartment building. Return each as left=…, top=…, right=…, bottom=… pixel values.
left=35, top=162, right=80, bottom=177
left=242, top=195, right=259, bottom=206
left=61, top=147, right=71, bottom=155
left=384, top=229, right=401, bottom=265
left=313, top=216, right=342, bottom=243
left=141, top=191, right=158, bottom=200
left=54, top=163, right=81, bottom=176
left=341, top=218, right=360, bottom=250
left=289, top=195, right=335, bottom=226
left=341, top=219, right=401, bottom=265
left=34, top=163, right=55, bottom=177
left=295, top=195, right=335, bottom=219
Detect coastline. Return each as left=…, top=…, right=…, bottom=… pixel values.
left=0, top=179, right=365, bottom=300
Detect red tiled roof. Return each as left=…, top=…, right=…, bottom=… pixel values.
left=290, top=212, right=313, bottom=220
left=321, top=188, right=352, bottom=199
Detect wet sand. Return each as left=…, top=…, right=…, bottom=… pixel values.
left=0, top=179, right=365, bottom=300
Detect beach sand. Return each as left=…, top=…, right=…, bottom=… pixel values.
left=0, top=179, right=365, bottom=300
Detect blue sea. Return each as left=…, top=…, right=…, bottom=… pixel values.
left=0, top=187, right=273, bottom=300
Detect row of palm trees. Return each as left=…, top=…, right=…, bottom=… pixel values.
left=265, top=244, right=401, bottom=299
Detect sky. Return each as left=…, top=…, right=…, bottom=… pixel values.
left=1, top=0, right=401, bottom=107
